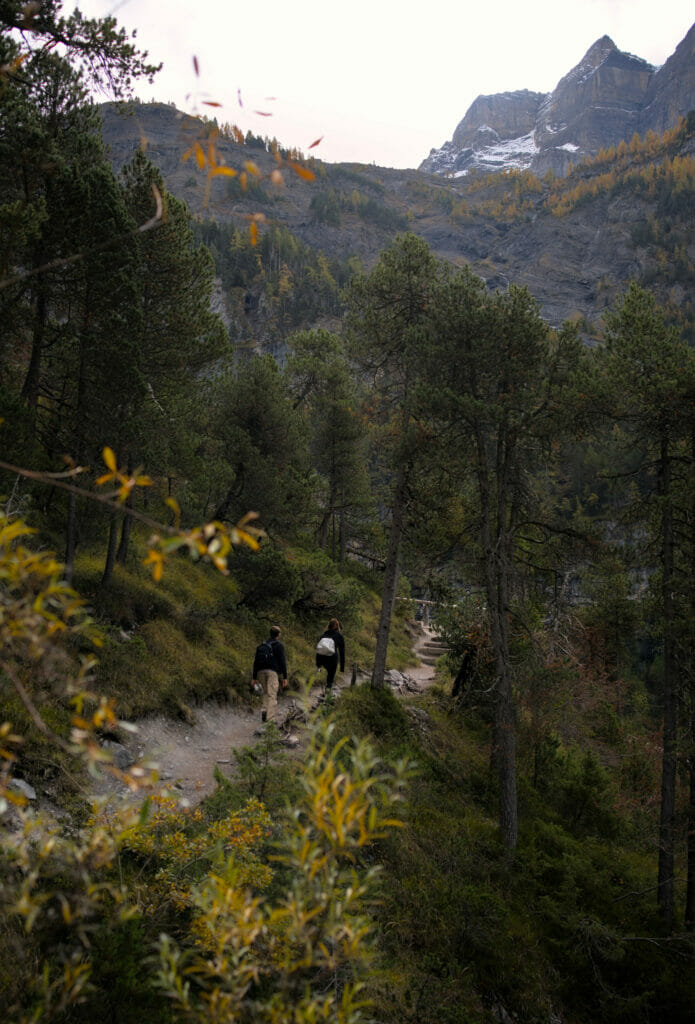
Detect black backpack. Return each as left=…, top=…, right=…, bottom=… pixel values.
left=255, top=639, right=276, bottom=670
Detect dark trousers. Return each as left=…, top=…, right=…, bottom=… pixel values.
left=317, top=654, right=338, bottom=688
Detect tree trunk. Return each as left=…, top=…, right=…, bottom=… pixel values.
left=686, top=743, right=695, bottom=930
left=371, top=460, right=408, bottom=688
left=116, top=454, right=134, bottom=564
left=476, top=422, right=518, bottom=851
left=64, top=306, right=90, bottom=584
left=101, top=509, right=120, bottom=588
left=686, top=433, right=695, bottom=930
left=338, top=483, right=347, bottom=564
left=451, top=648, right=475, bottom=699
left=487, top=548, right=518, bottom=851
left=657, top=437, right=677, bottom=931
left=317, top=510, right=330, bottom=550
left=64, top=490, right=78, bottom=585
left=116, top=507, right=132, bottom=565
left=21, top=271, right=48, bottom=417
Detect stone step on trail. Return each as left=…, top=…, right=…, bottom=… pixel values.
left=417, top=633, right=450, bottom=666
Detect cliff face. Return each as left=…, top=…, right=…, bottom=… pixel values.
left=640, top=22, right=695, bottom=135
left=534, top=37, right=653, bottom=172
left=420, top=24, right=694, bottom=178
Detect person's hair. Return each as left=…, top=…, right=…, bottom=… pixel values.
left=328, top=617, right=340, bottom=631
left=270, top=625, right=281, bottom=638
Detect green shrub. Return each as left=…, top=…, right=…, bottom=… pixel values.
left=334, top=684, right=409, bottom=744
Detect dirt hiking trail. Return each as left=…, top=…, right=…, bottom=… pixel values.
left=97, top=625, right=444, bottom=806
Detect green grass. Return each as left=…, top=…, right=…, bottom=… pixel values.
left=70, top=534, right=407, bottom=719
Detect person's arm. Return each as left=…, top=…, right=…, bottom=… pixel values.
left=278, top=641, right=288, bottom=687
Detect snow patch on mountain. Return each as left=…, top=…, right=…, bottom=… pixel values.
left=453, top=131, right=539, bottom=176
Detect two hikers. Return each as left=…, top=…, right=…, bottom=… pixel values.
left=315, top=617, right=345, bottom=690
left=251, top=617, right=346, bottom=724
left=252, top=625, right=288, bottom=724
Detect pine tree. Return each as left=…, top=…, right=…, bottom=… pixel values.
left=285, top=329, right=372, bottom=561
left=421, top=267, right=582, bottom=850
left=110, top=151, right=228, bottom=569
left=593, top=283, right=695, bottom=928
left=346, top=234, right=443, bottom=687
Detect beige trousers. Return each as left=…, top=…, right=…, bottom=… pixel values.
left=257, top=669, right=279, bottom=721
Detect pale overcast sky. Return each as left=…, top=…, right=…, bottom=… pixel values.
left=76, top=0, right=694, bottom=168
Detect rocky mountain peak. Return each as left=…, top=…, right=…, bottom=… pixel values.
left=420, top=25, right=693, bottom=179
left=579, top=35, right=617, bottom=68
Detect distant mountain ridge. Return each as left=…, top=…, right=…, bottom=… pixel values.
left=420, top=21, right=695, bottom=177
left=98, top=16, right=695, bottom=347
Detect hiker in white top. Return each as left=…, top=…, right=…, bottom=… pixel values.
left=315, top=617, right=345, bottom=690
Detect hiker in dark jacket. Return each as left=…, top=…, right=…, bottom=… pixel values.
left=252, top=625, right=288, bottom=723
left=315, top=617, right=345, bottom=690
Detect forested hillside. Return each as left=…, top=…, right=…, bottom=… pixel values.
left=99, top=99, right=695, bottom=343
left=2, top=4, right=695, bottom=1024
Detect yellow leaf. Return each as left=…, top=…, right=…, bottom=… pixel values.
left=308, top=136, right=324, bottom=149
left=166, top=497, right=181, bottom=526
left=95, top=472, right=114, bottom=486
left=211, top=165, right=238, bottom=178
left=236, top=529, right=260, bottom=551
left=143, top=550, right=164, bottom=582
left=244, top=160, right=260, bottom=176
left=249, top=222, right=258, bottom=246
left=271, top=169, right=283, bottom=185
left=102, top=447, right=117, bottom=472
left=194, top=143, right=205, bottom=170
left=203, top=100, right=222, bottom=107
left=289, top=161, right=315, bottom=182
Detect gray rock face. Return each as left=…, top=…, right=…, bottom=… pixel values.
left=420, top=24, right=694, bottom=178
left=421, top=89, right=545, bottom=176
left=535, top=37, right=653, bottom=173
left=640, top=22, right=695, bottom=136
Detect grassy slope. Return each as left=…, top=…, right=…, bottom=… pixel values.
left=70, top=532, right=417, bottom=721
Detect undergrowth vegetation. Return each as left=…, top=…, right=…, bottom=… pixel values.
left=329, top=679, right=695, bottom=1024
left=2, top=504, right=695, bottom=1022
